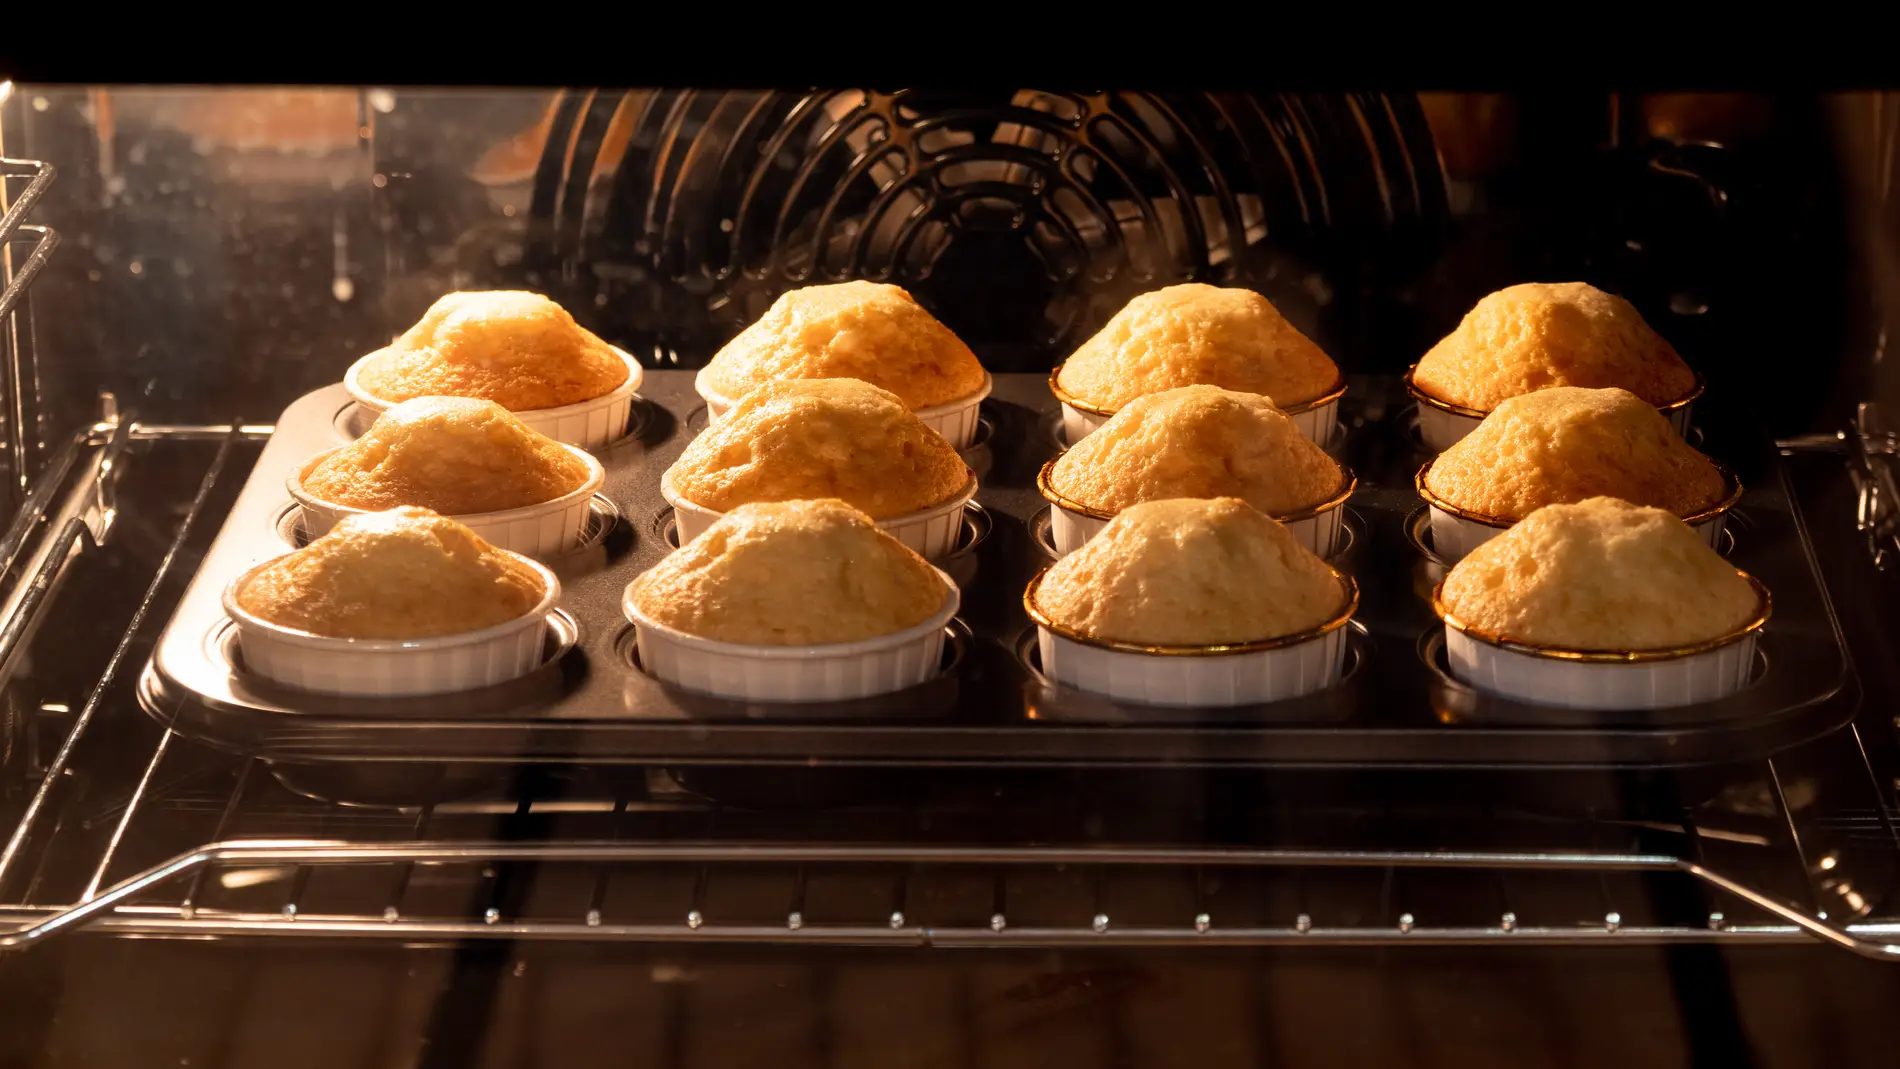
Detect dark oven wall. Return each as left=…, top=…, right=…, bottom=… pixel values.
left=10, top=88, right=1863, bottom=452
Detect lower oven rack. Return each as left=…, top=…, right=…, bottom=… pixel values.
left=0, top=418, right=1893, bottom=960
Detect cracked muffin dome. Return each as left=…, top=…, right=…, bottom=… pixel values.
left=235, top=507, right=546, bottom=640
left=1425, top=387, right=1728, bottom=521
left=665, top=378, right=971, bottom=519
left=1055, top=284, right=1341, bottom=412
left=629, top=499, right=949, bottom=646
left=700, top=281, right=987, bottom=409
left=1413, top=282, right=1697, bottom=411
left=355, top=291, right=630, bottom=411
left=301, top=397, right=592, bottom=516
left=1047, top=385, right=1344, bottom=515
left=1032, top=498, right=1350, bottom=647
left=1439, top=497, right=1762, bottom=650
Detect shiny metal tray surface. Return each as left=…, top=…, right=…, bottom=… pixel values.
left=137, top=372, right=1858, bottom=769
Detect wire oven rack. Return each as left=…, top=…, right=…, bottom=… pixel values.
left=0, top=418, right=1893, bottom=959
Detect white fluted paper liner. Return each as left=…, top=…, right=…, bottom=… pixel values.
left=624, top=574, right=960, bottom=702
left=1405, top=366, right=1702, bottom=453
left=1045, top=497, right=1347, bottom=560
left=695, top=371, right=992, bottom=451
left=288, top=445, right=608, bottom=559
left=662, top=470, right=977, bottom=561
left=345, top=347, right=644, bottom=450
left=1058, top=393, right=1341, bottom=447
left=223, top=553, right=560, bottom=697
left=1442, top=628, right=1760, bottom=711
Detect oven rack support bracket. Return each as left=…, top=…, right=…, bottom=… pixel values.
left=1779, top=403, right=1900, bottom=571
left=0, top=839, right=1896, bottom=959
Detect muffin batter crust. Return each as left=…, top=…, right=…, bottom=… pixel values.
left=357, top=291, right=629, bottom=411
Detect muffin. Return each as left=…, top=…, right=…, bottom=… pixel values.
left=625, top=499, right=960, bottom=701
left=663, top=378, right=976, bottom=558
left=226, top=507, right=559, bottom=696
left=1409, top=282, right=1700, bottom=448
left=698, top=281, right=990, bottom=447
left=1039, top=385, right=1351, bottom=557
left=348, top=291, right=640, bottom=447
left=1025, top=498, right=1356, bottom=706
left=1417, top=386, right=1738, bottom=562
left=1052, top=284, right=1344, bottom=443
left=1433, top=497, right=1768, bottom=709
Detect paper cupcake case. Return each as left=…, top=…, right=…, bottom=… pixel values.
left=1403, top=365, right=1704, bottom=453
left=223, top=553, right=562, bottom=698
left=1024, top=570, right=1358, bottom=707
left=662, top=470, right=978, bottom=561
left=345, top=347, right=645, bottom=451
left=1431, top=575, right=1771, bottom=711
left=694, top=371, right=993, bottom=452
left=1414, top=459, right=1743, bottom=565
left=624, top=573, right=961, bottom=703
left=1036, top=458, right=1354, bottom=559
left=1048, top=366, right=1346, bottom=448
left=288, top=446, right=609, bottom=559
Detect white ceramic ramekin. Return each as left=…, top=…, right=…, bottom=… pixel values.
left=287, top=445, right=607, bottom=559
left=1048, top=365, right=1346, bottom=447
left=695, top=371, right=993, bottom=452
left=1404, top=365, right=1704, bottom=453
left=1414, top=459, right=1742, bottom=564
left=624, top=571, right=960, bottom=702
left=1035, top=458, right=1355, bottom=559
left=223, top=553, right=561, bottom=697
left=1431, top=574, right=1771, bottom=710
left=661, top=469, right=977, bottom=560
left=345, top=347, right=644, bottom=450
left=1024, top=569, right=1357, bottom=707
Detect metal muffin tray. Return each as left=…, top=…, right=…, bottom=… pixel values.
left=138, top=372, right=1858, bottom=769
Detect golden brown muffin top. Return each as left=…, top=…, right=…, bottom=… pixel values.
left=356, top=291, right=630, bottom=411
left=1032, top=498, right=1350, bottom=646
left=236, top=507, right=546, bottom=640
left=1424, top=387, right=1728, bottom=522
left=1413, top=282, right=1697, bottom=411
left=1055, top=284, right=1341, bottom=412
left=630, top=499, right=948, bottom=646
left=1048, top=385, right=1344, bottom=516
left=1439, top=497, right=1762, bottom=650
left=665, top=378, right=971, bottom=519
left=701, top=281, right=987, bottom=409
left=302, top=397, right=593, bottom=516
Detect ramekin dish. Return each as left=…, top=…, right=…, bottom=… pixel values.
left=1049, top=365, right=1346, bottom=447
left=1430, top=573, right=1771, bottom=711
left=624, top=570, right=961, bottom=702
left=345, top=347, right=644, bottom=450
left=287, top=445, right=608, bottom=559
left=1413, top=458, right=1741, bottom=565
left=1024, top=568, right=1358, bottom=707
left=222, top=552, right=561, bottom=698
left=695, top=371, right=993, bottom=452
left=1403, top=364, right=1703, bottom=453
left=662, top=469, right=978, bottom=560
left=1035, top=458, right=1355, bottom=559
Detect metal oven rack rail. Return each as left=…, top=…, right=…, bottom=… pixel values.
left=0, top=416, right=1890, bottom=960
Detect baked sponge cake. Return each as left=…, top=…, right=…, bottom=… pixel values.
left=355, top=291, right=629, bottom=411
left=1047, top=385, right=1343, bottom=515
left=302, top=397, right=591, bottom=515
left=1031, top=498, right=1349, bottom=646
left=665, top=378, right=971, bottom=519
left=1424, top=386, right=1728, bottom=521
left=235, top=506, right=545, bottom=640
left=629, top=499, right=947, bottom=646
left=1413, top=282, right=1697, bottom=411
left=1438, top=497, right=1762, bottom=650
left=700, top=281, right=987, bottom=409
left=1055, top=284, right=1341, bottom=412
